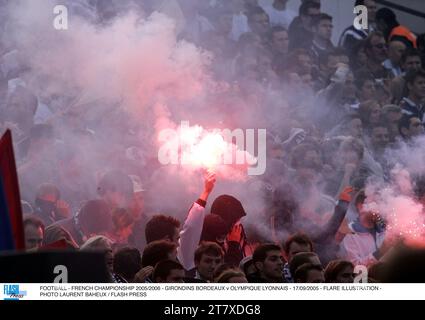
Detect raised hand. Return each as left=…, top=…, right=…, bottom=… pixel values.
left=204, top=171, right=216, bottom=194
left=227, top=223, right=243, bottom=243
left=200, top=171, right=216, bottom=202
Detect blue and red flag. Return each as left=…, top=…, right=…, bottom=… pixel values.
left=0, top=129, right=24, bottom=251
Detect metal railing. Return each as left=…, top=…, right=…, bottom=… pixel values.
left=375, top=0, right=425, bottom=19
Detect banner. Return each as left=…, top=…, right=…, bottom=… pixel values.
left=0, top=130, right=24, bottom=251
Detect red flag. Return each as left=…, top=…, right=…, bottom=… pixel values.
left=0, top=130, right=24, bottom=250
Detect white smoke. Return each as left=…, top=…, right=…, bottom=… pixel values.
left=2, top=0, right=324, bottom=240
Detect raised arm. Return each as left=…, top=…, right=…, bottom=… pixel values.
left=177, top=172, right=216, bottom=271
left=312, top=187, right=353, bottom=243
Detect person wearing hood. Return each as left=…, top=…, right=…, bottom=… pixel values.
left=210, top=194, right=248, bottom=267
left=192, top=194, right=248, bottom=269
left=177, top=172, right=248, bottom=271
